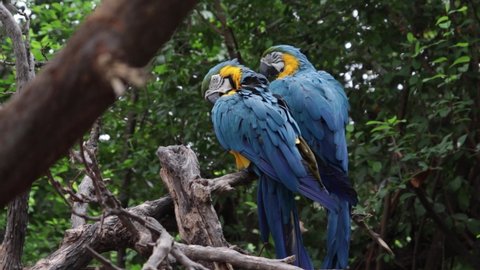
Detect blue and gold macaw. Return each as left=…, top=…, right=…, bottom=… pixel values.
left=203, top=60, right=337, bottom=269
left=260, top=45, right=358, bottom=269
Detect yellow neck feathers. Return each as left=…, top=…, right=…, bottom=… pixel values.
left=219, top=65, right=242, bottom=89
left=278, top=53, right=299, bottom=78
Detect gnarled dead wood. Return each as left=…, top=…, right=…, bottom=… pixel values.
left=176, top=243, right=301, bottom=270
left=157, top=145, right=232, bottom=270
left=28, top=163, right=296, bottom=270
left=31, top=197, right=173, bottom=270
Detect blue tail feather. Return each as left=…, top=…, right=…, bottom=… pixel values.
left=257, top=175, right=314, bottom=269
left=298, top=175, right=339, bottom=213
left=322, top=198, right=351, bottom=269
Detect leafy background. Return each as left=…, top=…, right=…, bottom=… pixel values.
left=0, top=0, right=479, bottom=269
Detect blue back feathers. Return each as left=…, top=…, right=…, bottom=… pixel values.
left=262, top=45, right=358, bottom=269
left=207, top=61, right=339, bottom=268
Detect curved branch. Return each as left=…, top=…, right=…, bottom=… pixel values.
left=0, top=3, right=33, bottom=88
left=176, top=243, right=300, bottom=270
left=0, top=0, right=198, bottom=206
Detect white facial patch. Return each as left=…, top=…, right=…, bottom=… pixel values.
left=209, top=74, right=233, bottom=93
left=261, top=51, right=285, bottom=72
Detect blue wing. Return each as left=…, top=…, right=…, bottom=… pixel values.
left=269, top=69, right=357, bottom=269
left=269, top=70, right=357, bottom=204
left=211, top=88, right=337, bottom=211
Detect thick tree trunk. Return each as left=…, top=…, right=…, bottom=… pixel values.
left=0, top=0, right=198, bottom=207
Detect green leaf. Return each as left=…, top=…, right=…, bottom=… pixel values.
left=438, top=21, right=451, bottom=29
left=371, top=161, right=382, bottom=172
left=457, top=134, right=468, bottom=147
left=366, top=120, right=386, bottom=125
left=436, top=16, right=449, bottom=25
left=422, top=73, right=446, bottom=83
left=432, top=57, right=447, bottom=64
left=449, top=6, right=468, bottom=14
left=387, top=115, right=398, bottom=124
left=407, top=32, right=416, bottom=43
left=244, top=201, right=257, bottom=209
left=371, top=125, right=391, bottom=132
left=454, top=42, right=469, bottom=48
left=450, top=56, right=470, bottom=67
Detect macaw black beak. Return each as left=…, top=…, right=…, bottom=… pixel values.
left=204, top=76, right=235, bottom=104
left=204, top=89, right=222, bottom=104
left=205, top=87, right=232, bottom=104
left=259, top=60, right=279, bottom=82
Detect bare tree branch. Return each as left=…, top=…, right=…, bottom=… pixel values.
left=175, top=243, right=301, bottom=270
left=142, top=229, right=173, bottom=270
left=170, top=245, right=209, bottom=270
left=208, top=169, right=256, bottom=193
left=86, top=246, right=124, bottom=270
left=71, top=176, right=97, bottom=228
left=71, top=120, right=101, bottom=228
left=0, top=3, right=33, bottom=89
left=352, top=214, right=394, bottom=256
left=0, top=3, right=35, bottom=270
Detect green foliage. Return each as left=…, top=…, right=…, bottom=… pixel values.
left=1, top=0, right=479, bottom=269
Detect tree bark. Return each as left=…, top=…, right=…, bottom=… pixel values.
left=0, top=192, right=29, bottom=270
left=31, top=197, right=173, bottom=270
left=0, top=3, right=36, bottom=269
left=28, top=161, right=261, bottom=270
left=157, top=145, right=233, bottom=270
left=176, top=243, right=301, bottom=270
left=71, top=121, right=100, bottom=228
left=0, top=0, right=198, bottom=207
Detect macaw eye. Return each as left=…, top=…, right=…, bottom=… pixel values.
left=209, top=74, right=223, bottom=90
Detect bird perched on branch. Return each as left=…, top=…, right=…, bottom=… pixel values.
left=203, top=60, right=337, bottom=269
left=260, top=45, right=358, bottom=269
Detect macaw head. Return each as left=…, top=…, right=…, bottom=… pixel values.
left=259, top=44, right=314, bottom=81
left=203, top=59, right=268, bottom=104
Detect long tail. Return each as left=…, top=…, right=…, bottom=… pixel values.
left=322, top=197, right=351, bottom=269
left=257, top=175, right=314, bottom=269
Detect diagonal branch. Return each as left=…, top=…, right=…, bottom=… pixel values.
left=0, top=3, right=33, bottom=89
left=0, top=0, right=198, bottom=207
left=211, top=0, right=242, bottom=62
left=175, top=243, right=300, bottom=270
